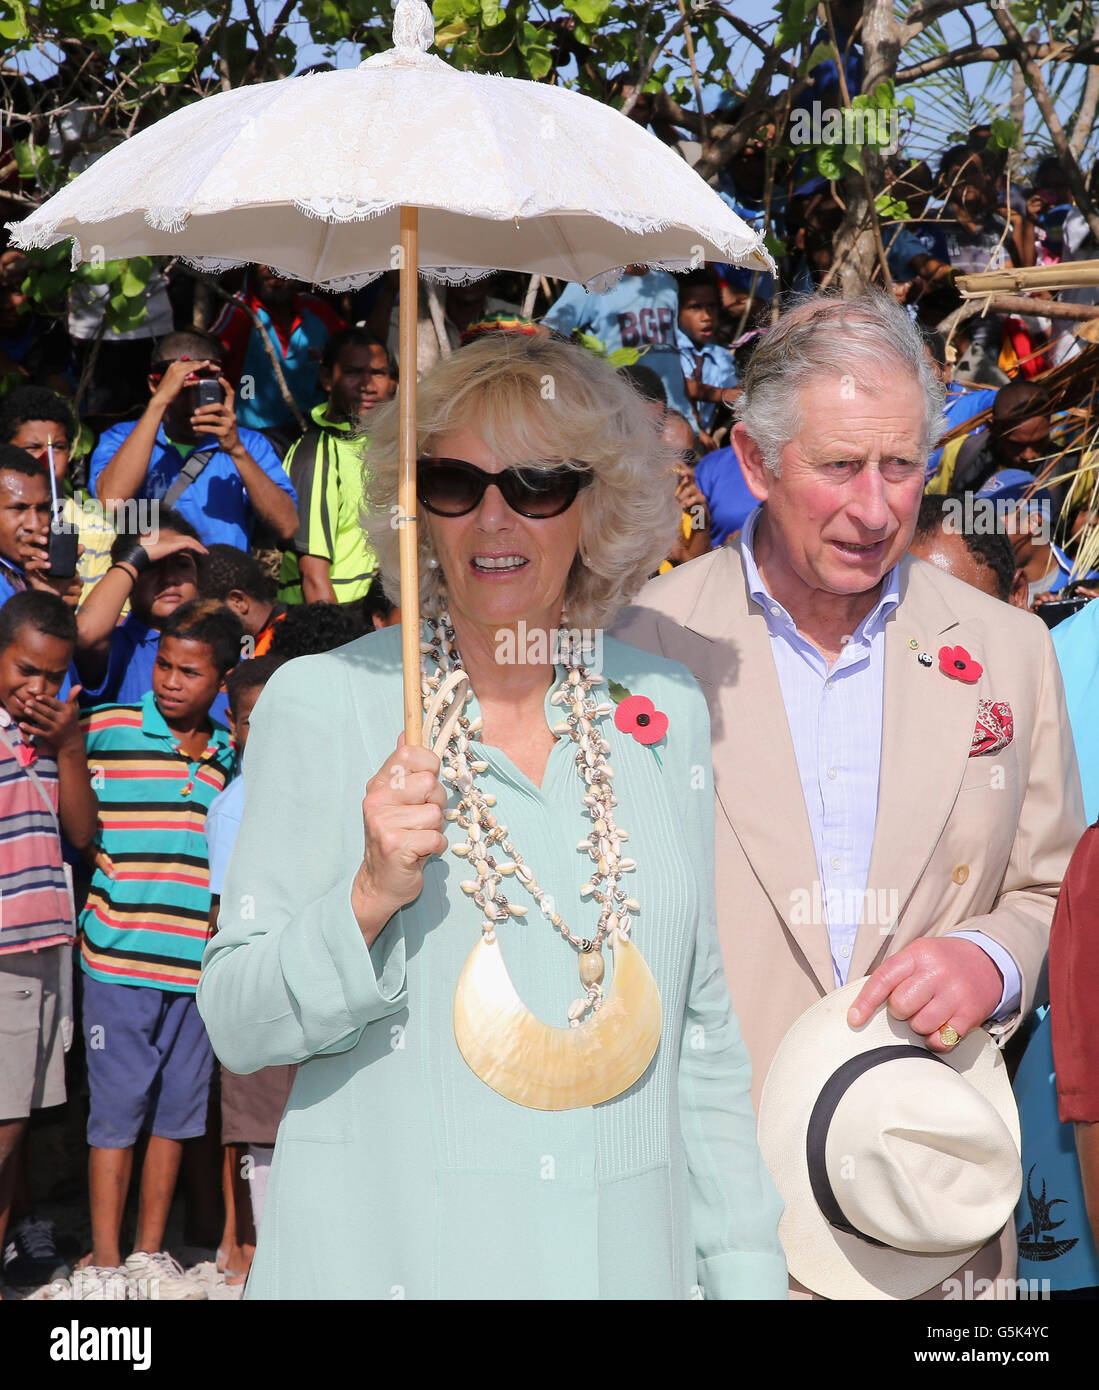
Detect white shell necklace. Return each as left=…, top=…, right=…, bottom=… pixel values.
left=421, top=612, right=640, bottom=1024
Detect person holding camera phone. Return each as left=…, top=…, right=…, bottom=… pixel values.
left=0, top=446, right=82, bottom=617
left=89, top=330, right=298, bottom=553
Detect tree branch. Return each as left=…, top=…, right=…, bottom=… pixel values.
left=619, top=12, right=688, bottom=118
left=675, top=0, right=708, bottom=147
left=1072, top=16, right=1099, bottom=159
left=903, top=0, right=970, bottom=36
left=992, top=6, right=1099, bottom=242
left=709, top=4, right=798, bottom=73
left=897, top=39, right=1084, bottom=83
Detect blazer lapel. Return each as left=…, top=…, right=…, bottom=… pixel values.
left=682, top=543, right=836, bottom=994
left=851, top=558, right=984, bottom=980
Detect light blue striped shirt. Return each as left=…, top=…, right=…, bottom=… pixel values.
left=740, top=508, right=1019, bottom=1014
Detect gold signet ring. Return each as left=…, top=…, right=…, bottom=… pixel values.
left=938, top=1025, right=961, bottom=1047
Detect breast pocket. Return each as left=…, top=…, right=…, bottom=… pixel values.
left=959, top=740, right=1021, bottom=793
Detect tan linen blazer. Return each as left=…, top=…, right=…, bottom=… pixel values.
left=614, top=541, right=1085, bottom=1112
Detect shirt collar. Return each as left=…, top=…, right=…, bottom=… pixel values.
left=154, top=422, right=221, bottom=456
left=312, top=401, right=353, bottom=433
left=0, top=554, right=27, bottom=584
left=740, top=505, right=901, bottom=643
left=139, top=688, right=231, bottom=757
left=245, top=290, right=304, bottom=340
left=122, top=613, right=159, bottom=646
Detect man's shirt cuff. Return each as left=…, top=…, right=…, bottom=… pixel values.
left=950, top=930, right=1022, bottom=1020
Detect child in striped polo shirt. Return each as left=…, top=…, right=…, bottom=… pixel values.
left=77, top=599, right=242, bottom=1301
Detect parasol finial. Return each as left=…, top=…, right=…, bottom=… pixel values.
left=392, top=0, right=435, bottom=53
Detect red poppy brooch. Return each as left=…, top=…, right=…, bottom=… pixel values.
left=608, top=680, right=668, bottom=765
left=938, top=644, right=983, bottom=684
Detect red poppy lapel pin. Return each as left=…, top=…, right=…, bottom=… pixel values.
left=607, top=680, right=668, bottom=765
left=938, top=644, right=983, bottom=684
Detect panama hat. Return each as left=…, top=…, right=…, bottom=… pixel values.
left=757, top=979, right=1022, bottom=1300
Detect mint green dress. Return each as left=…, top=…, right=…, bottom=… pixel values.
left=197, top=625, right=786, bottom=1300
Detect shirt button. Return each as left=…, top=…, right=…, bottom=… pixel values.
left=827, top=767, right=838, bottom=780
left=840, top=945, right=850, bottom=958
left=769, top=605, right=781, bottom=617
left=952, top=865, right=970, bottom=885
left=831, top=856, right=841, bottom=870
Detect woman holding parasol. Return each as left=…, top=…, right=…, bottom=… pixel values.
left=197, top=333, right=784, bottom=1299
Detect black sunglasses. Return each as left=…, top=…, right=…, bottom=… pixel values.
left=416, top=457, right=592, bottom=519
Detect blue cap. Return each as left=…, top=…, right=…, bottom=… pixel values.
left=975, top=469, right=1054, bottom=509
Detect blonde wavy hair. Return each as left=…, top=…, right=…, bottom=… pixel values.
left=361, top=334, right=680, bottom=630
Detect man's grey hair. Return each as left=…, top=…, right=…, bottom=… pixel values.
left=734, top=292, right=947, bottom=473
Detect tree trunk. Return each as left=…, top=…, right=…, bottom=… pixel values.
left=828, top=0, right=903, bottom=292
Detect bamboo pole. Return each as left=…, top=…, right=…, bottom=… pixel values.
left=955, top=261, right=1099, bottom=295
left=976, top=294, right=1099, bottom=323
left=398, top=206, right=422, bottom=745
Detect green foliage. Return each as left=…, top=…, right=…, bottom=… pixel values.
left=763, top=232, right=788, bottom=259
left=19, top=245, right=153, bottom=335
left=0, top=0, right=28, bottom=42
left=988, top=117, right=1022, bottom=151
left=773, top=0, right=815, bottom=53
left=574, top=330, right=646, bottom=369
left=875, top=192, right=911, bottom=221
left=562, top=0, right=613, bottom=27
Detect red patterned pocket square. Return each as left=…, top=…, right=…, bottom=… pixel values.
left=971, top=699, right=1014, bottom=757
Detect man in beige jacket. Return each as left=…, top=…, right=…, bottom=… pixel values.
left=615, top=292, right=1084, bottom=1298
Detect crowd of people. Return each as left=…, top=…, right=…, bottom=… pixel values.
left=2, top=136, right=1099, bottom=1302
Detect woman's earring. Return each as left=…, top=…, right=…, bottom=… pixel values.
left=427, top=556, right=438, bottom=569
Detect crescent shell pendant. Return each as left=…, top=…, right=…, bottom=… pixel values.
left=453, top=929, right=663, bottom=1110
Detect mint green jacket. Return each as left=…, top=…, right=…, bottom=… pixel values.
left=197, top=626, right=786, bottom=1300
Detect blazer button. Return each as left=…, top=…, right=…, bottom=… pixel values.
left=952, top=865, right=970, bottom=885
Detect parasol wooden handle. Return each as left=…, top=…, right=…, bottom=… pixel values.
left=398, top=205, right=422, bottom=746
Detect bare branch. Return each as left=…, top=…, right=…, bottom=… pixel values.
left=1072, top=16, right=1099, bottom=159
left=992, top=5, right=1099, bottom=242
left=903, top=0, right=971, bottom=35
left=709, top=4, right=798, bottom=73
left=675, top=0, right=707, bottom=146
left=897, top=40, right=1085, bottom=83
left=620, top=12, right=688, bottom=118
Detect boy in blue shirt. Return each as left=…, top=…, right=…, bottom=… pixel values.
left=541, top=268, right=692, bottom=419
left=89, top=330, right=298, bottom=552
left=675, top=271, right=738, bottom=447
left=73, top=508, right=218, bottom=712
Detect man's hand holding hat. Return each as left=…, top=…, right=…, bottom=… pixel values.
left=847, top=936, right=1005, bottom=1051
left=760, top=978, right=1022, bottom=1300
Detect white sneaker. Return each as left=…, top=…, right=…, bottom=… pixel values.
left=70, top=1265, right=130, bottom=1300
left=124, top=1250, right=208, bottom=1301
